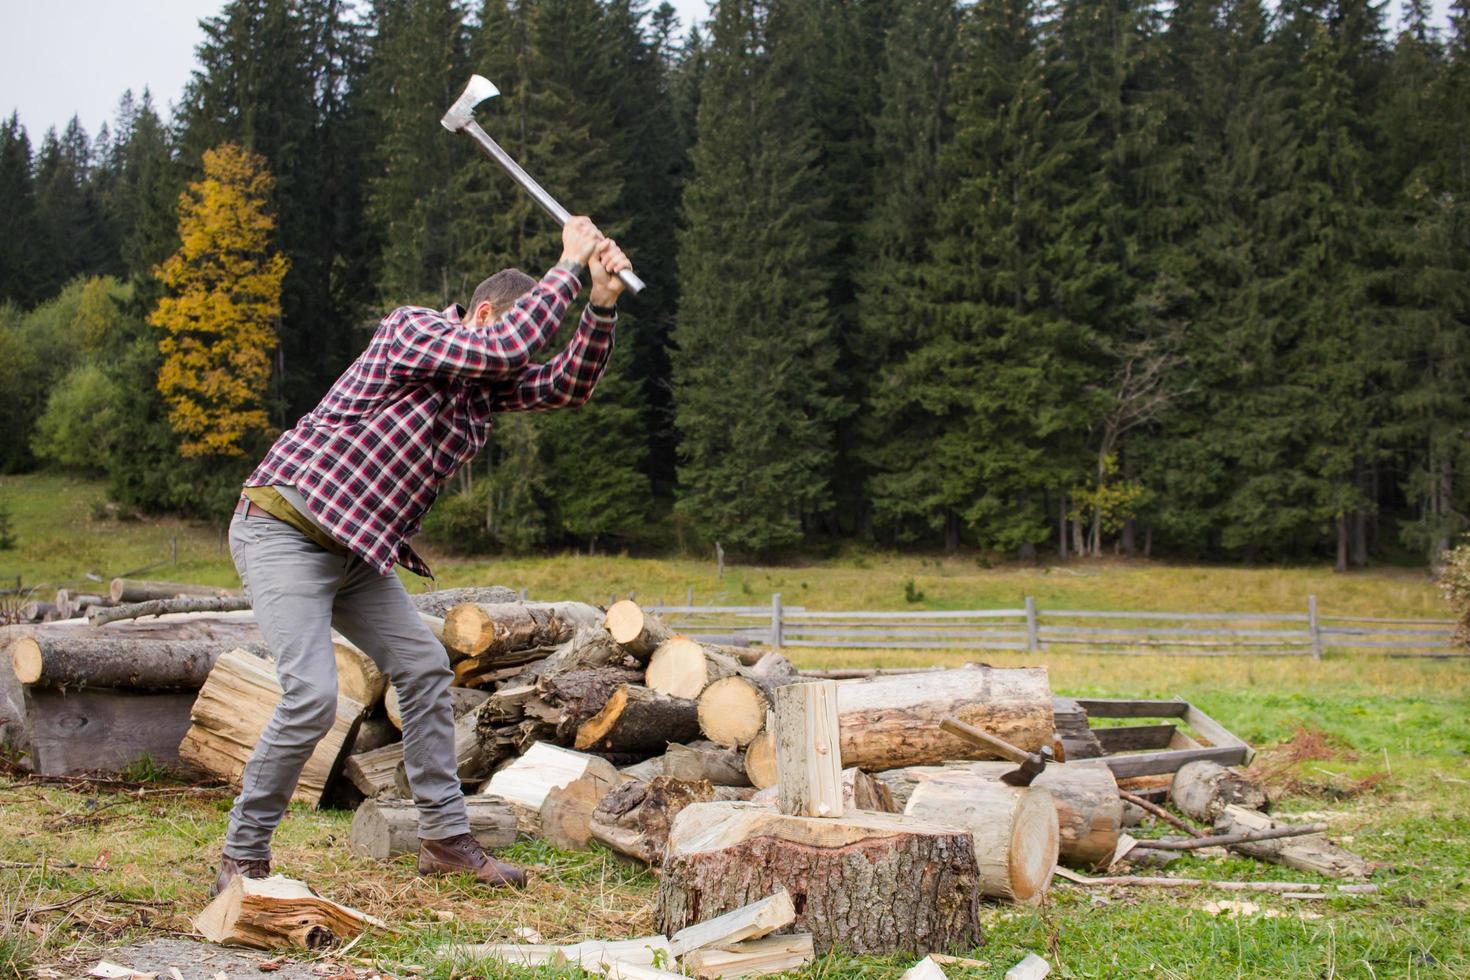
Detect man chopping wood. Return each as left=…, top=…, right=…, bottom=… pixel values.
left=212, top=217, right=629, bottom=895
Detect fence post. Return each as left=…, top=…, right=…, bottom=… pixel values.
left=1024, top=596, right=1040, bottom=654
left=1308, top=594, right=1323, bottom=660
left=687, top=586, right=693, bottom=606
left=771, top=592, right=784, bottom=649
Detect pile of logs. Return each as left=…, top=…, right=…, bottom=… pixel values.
left=4, top=583, right=1376, bottom=966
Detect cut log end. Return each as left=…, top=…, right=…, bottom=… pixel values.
left=10, top=637, right=42, bottom=685
left=442, top=604, right=493, bottom=657
left=644, top=636, right=713, bottom=699
left=698, top=676, right=768, bottom=748
left=744, top=730, right=777, bottom=789
left=906, top=779, right=1058, bottom=905
left=605, top=600, right=651, bottom=647
left=575, top=685, right=630, bottom=749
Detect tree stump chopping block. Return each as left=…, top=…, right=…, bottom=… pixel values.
left=656, top=802, right=984, bottom=956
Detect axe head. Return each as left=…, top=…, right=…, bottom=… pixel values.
left=441, top=75, right=500, bottom=132
left=999, top=745, right=1054, bottom=787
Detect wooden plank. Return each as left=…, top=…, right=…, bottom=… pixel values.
left=25, top=687, right=197, bottom=776
left=1102, top=745, right=1248, bottom=779
left=1093, top=724, right=1178, bottom=752
left=783, top=640, right=1029, bottom=651
left=1073, top=699, right=1189, bottom=718
left=1180, top=700, right=1254, bottom=765
left=1318, top=615, right=1456, bottom=625
left=1043, top=610, right=1308, bottom=622
left=1039, top=626, right=1312, bottom=638
left=784, top=609, right=1026, bottom=620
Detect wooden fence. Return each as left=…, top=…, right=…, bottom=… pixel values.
left=645, top=594, right=1464, bottom=659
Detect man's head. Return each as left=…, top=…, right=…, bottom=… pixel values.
left=467, top=268, right=537, bottom=327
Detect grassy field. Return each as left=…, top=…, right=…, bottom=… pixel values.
left=2, top=472, right=1468, bottom=977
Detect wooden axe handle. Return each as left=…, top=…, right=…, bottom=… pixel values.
left=940, top=716, right=1030, bottom=764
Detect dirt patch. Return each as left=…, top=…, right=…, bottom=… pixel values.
left=79, top=938, right=376, bottom=980
left=1256, top=726, right=1387, bottom=800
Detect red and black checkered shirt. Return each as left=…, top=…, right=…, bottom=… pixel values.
left=244, top=266, right=614, bottom=578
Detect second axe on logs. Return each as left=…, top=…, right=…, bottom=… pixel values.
left=941, top=716, right=1053, bottom=786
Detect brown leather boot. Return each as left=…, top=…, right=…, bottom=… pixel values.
left=208, top=855, right=272, bottom=899
left=418, top=833, right=527, bottom=888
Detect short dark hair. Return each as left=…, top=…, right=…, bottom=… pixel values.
left=468, top=268, right=537, bottom=317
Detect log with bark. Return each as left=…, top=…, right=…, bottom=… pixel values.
left=88, top=595, right=250, bottom=627
left=539, top=666, right=645, bottom=741
left=744, top=726, right=777, bottom=789
left=349, top=795, right=516, bottom=860
left=333, top=640, right=386, bottom=708
left=1171, top=760, right=1269, bottom=822
left=604, top=600, right=674, bottom=658
left=697, top=676, right=772, bottom=749
left=441, top=600, right=603, bottom=660
left=194, top=875, right=381, bottom=949
left=110, top=578, right=239, bottom=603
left=10, top=636, right=268, bottom=690
left=1208, top=804, right=1370, bottom=879
left=877, top=761, right=1123, bottom=869
left=408, top=586, right=519, bottom=618
left=588, top=776, right=725, bottom=866
left=575, top=684, right=701, bottom=754
left=657, top=802, right=985, bottom=956
left=644, top=637, right=744, bottom=699
left=904, top=777, right=1059, bottom=905
left=178, top=649, right=364, bottom=807
left=833, top=666, right=1055, bottom=772
left=663, top=740, right=751, bottom=786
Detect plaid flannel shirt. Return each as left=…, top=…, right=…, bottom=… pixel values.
left=244, top=265, right=615, bottom=578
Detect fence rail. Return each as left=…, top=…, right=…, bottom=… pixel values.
left=645, top=593, right=1464, bottom=658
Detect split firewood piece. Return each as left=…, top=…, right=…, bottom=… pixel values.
left=332, top=639, right=387, bottom=709
left=574, top=684, right=701, bottom=753
left=1005, top=954, right=1052, bottom=980
left=841, top=768, right=897, bottom=812
left=682, top=933, right=816, bottom=979
left=664, top=740, right=752, bottom=786
left=604, top=600, right=675, bottom=659
left=1052, top=867, right=1379, bottom=894
left=834, top=666, right=1055, bottom=771
left=442, top=601, right=603, bottom=660
left=584, top=959, right=687, bottom=980
left=904, top=777, right=1059, bottom=905
left=657, top=801, right=985, bottom=956
left=588, top=776, right=724, bottom=865
left=744, top=723, right=777, bottom=789
left=1213, top=804, right=1370, bottom=879
left=178, top=648, right=364, bottom=808
left=383, top=683, right=488, bottom=731
left=644, top=637, right=742, bottom=698
left=1171, top=761, right=1269, bottom=823
left=698, top=676, right=771, bottom=748
left=349, top=795, right=516, bottom=860
left=343, top=741, right=405, bottom=798
left=901, top=956, right=950, bottom=980
left=773, top=681, right=843, bottom=818
left=482, top=741, right=623, bottom=835
left=10, top=636, right=268, bottom=690
left=194, top=874, right=382, bottom=950
left=668, top=887, right=796, bottom=957
left=110, top=578, right=239, bottom=604
left=877, top=761, right=1123, bottom=869
left=540, top=770, right=624, bottom=850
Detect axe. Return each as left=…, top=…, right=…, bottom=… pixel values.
left=940, top=716, right=1053, bottom=786
left=441, top=75, right=646, bottom=296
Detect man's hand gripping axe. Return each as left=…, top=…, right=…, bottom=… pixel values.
left=441, top=75, right=646, bottom=296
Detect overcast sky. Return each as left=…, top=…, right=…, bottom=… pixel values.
left=0, top=0, right=1457, bottom=142
left=0, top=0, right=714, bottom=141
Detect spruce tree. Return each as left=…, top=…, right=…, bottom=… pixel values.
left=672, top=0, right=841, bottom=554
left=0, top=114, right=44, bottom=307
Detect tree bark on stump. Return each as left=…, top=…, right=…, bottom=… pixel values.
left=656, top=802, right=985, bottom=956
left=574, top=684, right=701, bottom=754
left=834, top=666, right=1054, bottom=771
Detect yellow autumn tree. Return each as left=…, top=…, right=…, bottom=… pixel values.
left=150, top=143, right=288, bottom=457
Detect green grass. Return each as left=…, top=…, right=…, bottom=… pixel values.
left=1, top=471, right=1467, bottom=976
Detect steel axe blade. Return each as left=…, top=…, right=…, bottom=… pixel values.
left=440, top=75, right=646, bottom=296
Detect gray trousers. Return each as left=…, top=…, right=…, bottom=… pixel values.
left=224, top=509, right=468, bottom=859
